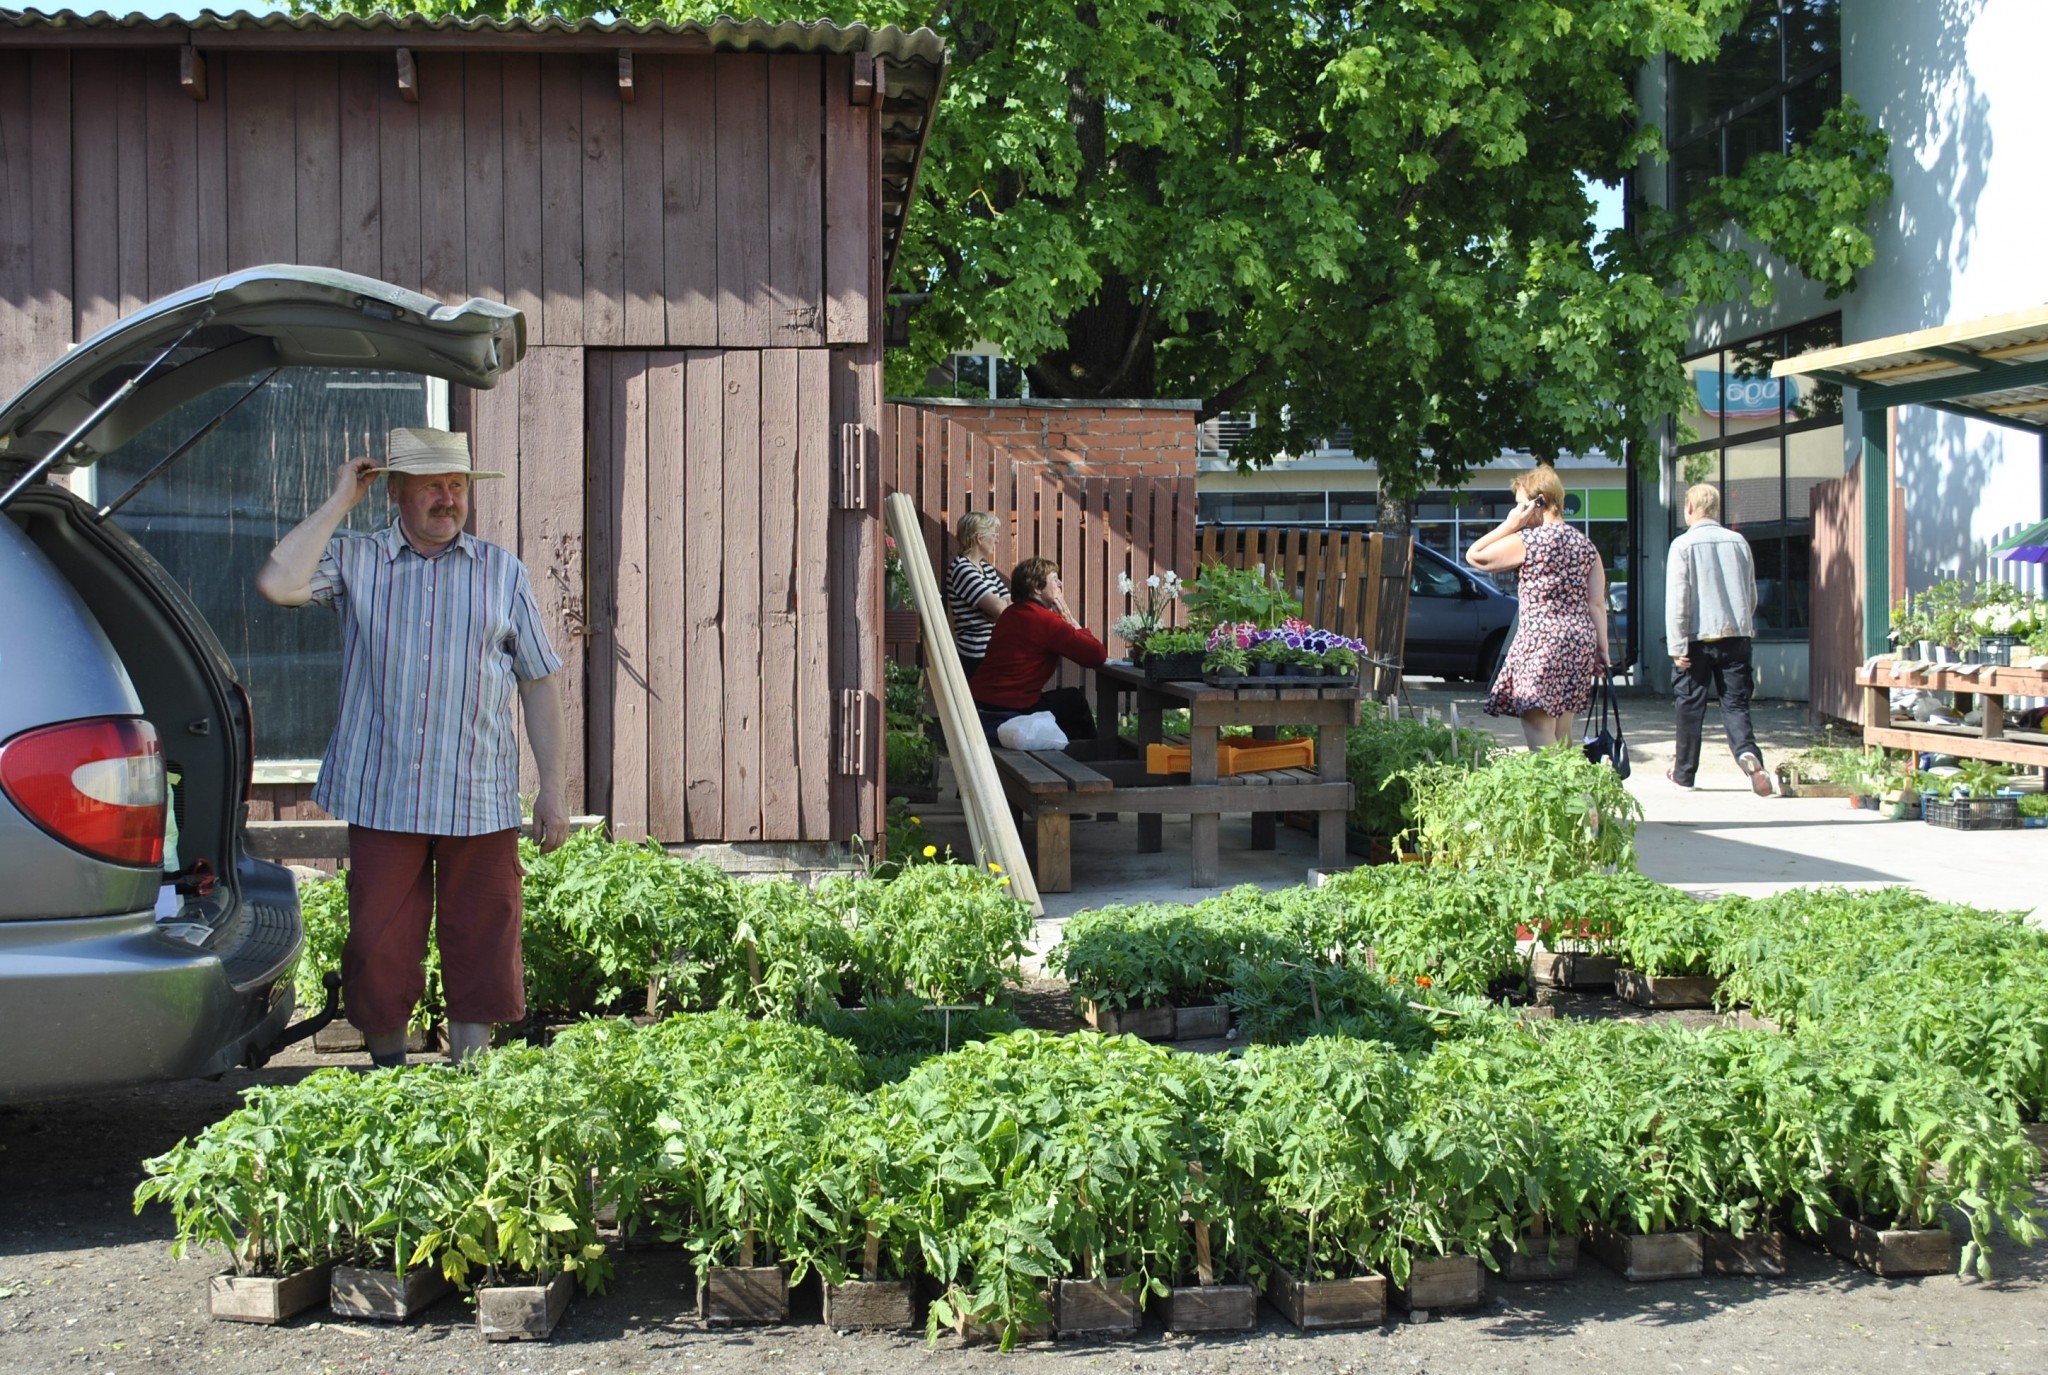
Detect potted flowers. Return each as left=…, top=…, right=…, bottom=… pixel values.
left=1112, top=568, right=1184, bottom=662
left=1969, top=590, right=2040, bottom=665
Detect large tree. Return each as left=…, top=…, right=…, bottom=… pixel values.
left=339, top=1, right=1889, bottom=508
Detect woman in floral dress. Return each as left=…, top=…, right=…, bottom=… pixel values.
left=1467, top=465, right=1609, bottom=750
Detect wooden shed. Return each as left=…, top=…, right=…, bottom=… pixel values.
left=0, top=10, right=946, bottom=849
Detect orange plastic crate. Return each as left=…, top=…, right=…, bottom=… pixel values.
left=1145, top=737, right=1316, bottom=777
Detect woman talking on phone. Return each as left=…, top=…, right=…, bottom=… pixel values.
left=1466, top=464, right=1608, bottom=750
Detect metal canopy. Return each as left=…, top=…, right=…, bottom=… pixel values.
left=1771, top=302, right=2048, bottom=432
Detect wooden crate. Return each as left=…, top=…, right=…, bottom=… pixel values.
left=697, top=1265, right=790, bottom=1325
left=1174, top=1004, right=1233, bottom=1039
left=1493, top=1235, right=1579, bottom=1283
left=1054, top=1277, right=1140, bottom=1336
left=209, top=1262, right=334, bottom=1325
left=1389, top=1254, right=1484, bottom=1312
left=1264, top=1262, right=1386, bottom=1330
left=1823, top=1215, right=1954, bottom=1277
left=1084, top=1002, right=1177, bottom=1040
left=329, top=1265, right=454, bottom=1322
left=477, top=1271, right=575, bottom=1341
left=1160, top=1283, right=1258, bottom=1333
left=823, top=1279, right=916, bottom=1330
left=1614, top=969, right=1720, bottom=1010
left=1529, top=950, right=1620, bottom=989
left=1585, top=1223, right=1703, bottom=1282
left=1702, top=1229, right=1787, bottom=1278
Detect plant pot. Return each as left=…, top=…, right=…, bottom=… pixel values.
left=1585, top=1223, right=1703, bottom=1282
left=1144, top=651, right=1206, bottom=682
left=1054, top=1276, right=1140, bottom=1336
left=697, top=1264, right=791, bottom=1325
left=1388, top=1253, right=1484, bottom=1312
left=210, top=1260, right=335, bottom=1325
left=1614, top=968, right=1719, bottom=1010
left=1702, top=1229, right=1788, bottom=1278
left=1263, top=1261, right=1386, bottom=1329
left=329, top=1264, right=455, bottom=1322
left=883, top=608, right=921, bottom=644
left=1160, top=1282, right=1258, bottom=1333
left=1253, top=661, right=1282, bottom=678
left=1492, top=1235, right=1578, bottom=1283
left=1821, top=1214, right=1954, bottom=1277
left=822, top=1278, right=916, bottom=1330
left=477, top=1270, right=576, bottom=1341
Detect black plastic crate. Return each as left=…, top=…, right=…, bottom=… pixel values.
left=1923, top=795, right=2019, bottom=831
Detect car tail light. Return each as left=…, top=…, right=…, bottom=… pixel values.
left=0, top=716, right=166, bottom=867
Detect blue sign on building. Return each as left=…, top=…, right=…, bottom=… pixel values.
left=1695, top=370, right=1799, bottom=420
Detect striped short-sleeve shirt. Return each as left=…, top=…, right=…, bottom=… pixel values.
left=944, top=556, right=1010, bottom=659
left=307, top=523, right=563, bottom=836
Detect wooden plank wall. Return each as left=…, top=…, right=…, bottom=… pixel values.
left=1196, top=526, right=1414, bottom=700
left=1808, top=463, right=1865, bottom=726
left=0, top=45, right=868, bottom=393
left=2, top=42, right=886, bottom=844
left=586, top=349, right=837, bottom=843
left=880, top=402, right=1199, bottom=692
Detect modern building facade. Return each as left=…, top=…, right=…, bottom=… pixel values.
left=1636, top=0, right=2048, bottom=701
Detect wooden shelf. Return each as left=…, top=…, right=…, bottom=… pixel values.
left=1858, top=656, right=2048, bottom=770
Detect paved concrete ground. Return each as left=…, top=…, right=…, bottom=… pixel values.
left=922, top=679, right=2047, bottom=943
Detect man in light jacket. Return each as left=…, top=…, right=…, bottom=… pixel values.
left=1665, top=482, right=1771, bottom=795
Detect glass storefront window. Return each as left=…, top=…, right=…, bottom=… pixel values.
left=91, top=368, right=434, bottom=761
left=1668, top=2, right=1841, bottom=218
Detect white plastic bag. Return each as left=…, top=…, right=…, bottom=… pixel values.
left=997, top=711, right=1068, bottom=751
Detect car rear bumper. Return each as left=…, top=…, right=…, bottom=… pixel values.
left=0, top=910, right=296, bottom=1102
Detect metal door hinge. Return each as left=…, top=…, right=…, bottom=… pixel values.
left=836, top=688, right=870, bottom=776
left=836, top=423, right=869, bottom=510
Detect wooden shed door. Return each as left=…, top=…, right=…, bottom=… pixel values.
left=586, top=348, right=839, bottom=842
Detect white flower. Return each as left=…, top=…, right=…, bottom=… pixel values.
left=1118, top=571, right=1134, bottom=595
left=1147, top=574, right=1161, bottom=589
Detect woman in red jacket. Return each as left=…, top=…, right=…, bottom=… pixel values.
left=970, top=557, right=1106, bottom=745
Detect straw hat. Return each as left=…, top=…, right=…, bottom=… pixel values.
left=368, top=427, right=505, bottom=479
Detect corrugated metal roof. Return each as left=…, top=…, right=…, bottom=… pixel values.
left=1774, top=303, right=2048, bottom=432
left=0, top=8, right=946, bottom=65
left=0, top=8, right=947, bottom=286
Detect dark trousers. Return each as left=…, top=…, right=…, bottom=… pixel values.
left=344, top=825, right=526, bottom=1034
left=978, top=686, right=1097, bottom=749
left=1672, top=637, right=1761, bottom=785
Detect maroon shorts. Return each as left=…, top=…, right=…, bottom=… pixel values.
left=342, top=824, right=525, bottom=1034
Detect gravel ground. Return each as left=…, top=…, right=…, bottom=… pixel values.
left=4, top=1026, right=2046, bottom=1375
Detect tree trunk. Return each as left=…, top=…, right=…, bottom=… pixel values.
left=1376, top=491, right=1413, bottom=541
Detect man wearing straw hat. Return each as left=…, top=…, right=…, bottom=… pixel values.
left=257, top=427, right=568, bottom=1067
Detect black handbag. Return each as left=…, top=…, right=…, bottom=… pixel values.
left=1580, top=671, right=1631, bottom=779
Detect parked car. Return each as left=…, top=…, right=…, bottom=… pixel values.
left=1405, top=543, right=1520, bottom=681
left=0, top=266, right=524, bottom=1101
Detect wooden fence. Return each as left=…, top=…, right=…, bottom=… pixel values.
left=1195, top=526, right=1413, bottom=700
left=1808, top=463, right=1865, bottom=726
left=881, top=403, right=1198, bottom=691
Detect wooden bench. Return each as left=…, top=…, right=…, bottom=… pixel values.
left=989, top=748, right=1352, bottom=892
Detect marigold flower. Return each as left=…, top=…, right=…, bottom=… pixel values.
left=1416, top=975, right=1433, bottom=988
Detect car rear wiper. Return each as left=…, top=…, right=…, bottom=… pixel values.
left=94, top=367, right=281, bottom=522
left=0, top=312, right=215, bottom=510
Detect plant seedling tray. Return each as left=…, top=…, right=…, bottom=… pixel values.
left=1493, top=1235, right=1579, bottom=1282
left=210, top=1261, right=335, bottom=1324
left=330, top=1265, right=454, bottom=1322
left=1586, top=1223, right=1703, bottom=1282
left=697, top=1264, right=791, bottom=1325
left=1776, top=773, right=1857, bottom=799
left=477, top=1271, right=575, bottom=1341
left=822, top=1279, right=916, bottom=1330
left=1923, top=795, right=2019, bottom=830
left=312, top=1022, right=440, bottom=1055
left=1145, top=736, right=1317, bottom=776
left=1083, top=1001, right=1233, bottom=1041
left=1702, top=1229, right=1788, bottom=1278
left=1389, top=1254, right=1484, bottom=1312
left=1614, top=969, right=1720, bottom=1010
left=1054, top=1277, right=1140, bottom=1336
left=1161, top=1282, right=1258, bottom=1333
left=1530, top=950, right=1620, bottom=989
left=1264, top=1261, right=1387, bottom=1329
left=1822, top=1214, right=1954, bottom=1277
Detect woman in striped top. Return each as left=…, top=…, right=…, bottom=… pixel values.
left=944, top=511, right=1011, bottom=678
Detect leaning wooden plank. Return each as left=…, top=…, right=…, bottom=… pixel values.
left=883, top=493, right=1041, bottom=915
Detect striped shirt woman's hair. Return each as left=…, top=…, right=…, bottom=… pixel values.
left=955, top=509, right=1000, bottom=553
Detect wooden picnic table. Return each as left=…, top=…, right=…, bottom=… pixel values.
left=1088, top=660, right=1359, bottom=885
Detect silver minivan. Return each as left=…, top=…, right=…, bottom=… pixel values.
left=0, top=267, right=523, bottom=1101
